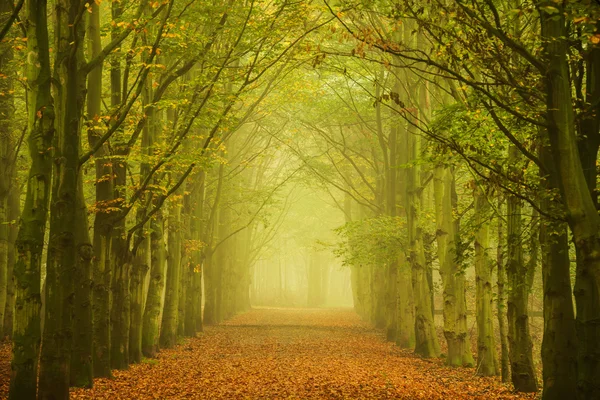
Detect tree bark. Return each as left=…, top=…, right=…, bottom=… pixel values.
left=9, top=1, right=53, bottom=397
left=3, top=183, right=19, bottom=339
left=506, top=148, right=537, bottom=393
left=540, top=3, right=600, bottom=396
left=160, top=195, right=183, bottom=348
left=142, top=212, right=166, bottom=357
left=87, top=0, right=114, bottom=378
left=434, top=166, right=473, bottom=367
left=474, top=185, right=498, bottom=376
left=38, top=0, right=88, bottom=397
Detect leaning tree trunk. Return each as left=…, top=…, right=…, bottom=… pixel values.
left=9, top=0, right=54, bottom=398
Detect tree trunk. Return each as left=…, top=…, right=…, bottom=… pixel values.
left=160, top=197, right=182, bottom=348
left=396, top=252, right=415, bottom=348
left=539, top=135, right=578, bottom=399
left=142, top=212, right=166, bottom=358
left=540, top=7, right=599, bottom=394
left=474, top=185, right=498, bottom=376
left=69, top=180, right=94, bottom=388
left=408, top=125, right=440, bottom=359
left=3, top=184, right=19, bottom=339
left=129, top=239, right=148, bottom=364
left=496, top=199, right=510, bottom=382
left=434, top=166, right=473, bottom=367
left=87, top=0, right=114, bottom=378
left=38, top=0, right=88, bottom=397
left=111, top=247, right=131, bottom=369
left=506, top=148, right=537, bottom=393
left=9, top=1, right=54, bottom=397
left=0, top=0, right=13, bottom=337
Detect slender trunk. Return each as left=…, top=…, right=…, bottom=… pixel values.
left=496, top=199, right=510, bottom=382
left=506, top=148, right=537, bottom=393
left=385, top=261, right=398, bottom=341
left=108, top=0, right=130, bottom=371
left=141, top=212, right=166, bottom=358
left=395, top=112, right=414, bottom=349
left=129, top=240, right=149, bottom=364
left=87, top=0, right=113, bottom=378
left=396, top=252, right=415, bottom=348
left=9, top=1, right=53, bottom=397
left=434, top=166, right=473, bottom=367
left=474, top=185, right=498, bottom=376
left=184, top=260, right=197, bottom=334
left=408, top=127, right=439, bottom=358
left=3, top=184, right=19, bottom=338
left=308, top=252, right=321, bottom=307
left=111, top=247, right=131, bottom=369
left=194, top=261, right=203, bottom=332
left=0, top=144, right=8, bottom=342
left=0, top=0, right=13, bottom=336
left=160, top=196, right=182, bottom=348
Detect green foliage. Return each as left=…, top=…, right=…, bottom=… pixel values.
left=333, top=215, right=407, bottom=267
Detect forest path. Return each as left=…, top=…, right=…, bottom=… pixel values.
left=2, top=308, right=536, bottom=399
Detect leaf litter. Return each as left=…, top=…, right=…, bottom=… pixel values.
left=0, top=308, right=538, bottom=399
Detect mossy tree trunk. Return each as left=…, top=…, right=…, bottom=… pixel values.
left=128, top=239, right=148, bottom=364
left=496, top=199, right=510, bottom=382
left=87, top=0, right=114, bottom=378
left=473, top=185, right=498, bottom=376
left=0, top=0, right=14, bottom=337
left=9, top=0, right=54, bottom=397
left=505, top=147, right=537, bottom=393
left=434, top=166, right=473, bottom=367
left=38, top=0, right=89, bottom=396
left=3, top=183, right=19, bottom=339
left=540, top=4, right=600, bottom=396
left=407, top=121, right=440, bottom=359
left=160, top=189, right=183, bottom=348
left=539, top=134, right=578, bottom=400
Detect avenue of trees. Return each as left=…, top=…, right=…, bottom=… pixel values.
left=0, top=1, right=599, bottom=400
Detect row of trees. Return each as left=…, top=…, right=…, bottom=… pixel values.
left=0, top=1, right=330, bottom=399
left=1, top=1, right=599, bottom=400
left=302, top=1, right=598, bottom=400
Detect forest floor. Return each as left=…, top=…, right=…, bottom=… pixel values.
left=0, top=308, right=539, bottom=399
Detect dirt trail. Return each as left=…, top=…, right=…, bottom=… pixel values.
left=1, top=308, right=537, bottom=399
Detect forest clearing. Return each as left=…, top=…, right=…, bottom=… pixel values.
left=0, top=0, right=599, bottom=399
left=2, top=308, right=537, bottom=399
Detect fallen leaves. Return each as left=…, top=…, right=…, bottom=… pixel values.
left=0, top=308, right=539, bottom=399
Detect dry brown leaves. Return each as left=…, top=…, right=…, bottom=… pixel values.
left=0, top=308, right=539, bottom=399
left=0, top=341, right=10, bottom=397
